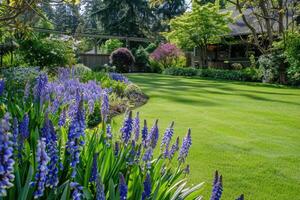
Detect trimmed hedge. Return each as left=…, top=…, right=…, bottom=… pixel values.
left=163, top=67, right=262, bottom=82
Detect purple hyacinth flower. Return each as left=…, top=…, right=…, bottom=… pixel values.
left=143, top=148, right=153, bottom=168
left=0, top=80, right=4, bottom=96
left=114, top=142, right=120, bottom=157
left=119, top=173, right=127, bottom=200
left=133, top=112, right=140, bottom=141
left=41, top=116, right=59, bottom=188
left=33, top=73, right=48, bottom=104
left=109, top=73, right=129, bottom=84
left=141, top=120, right=148, bottom=147
left=178, top=129, right=192, bottom=163
left=106, top=124, right=112, bottom=140
left=120, top=111, right=133, bottom=144
left=147, top=120, right=159, bottom=149
left=0, top=113, right=15, bottom=197
left=58, top=109, right=67, bottom=127
left=236, top=194, right=244, bottom=200
left=70, top=182, right=83, bottom=200
left=101, top=89, right=110, bottom=123
left=135, top=145, right=142, bottom=162
left=66, top=100, right=85, bottom=178
left=96, top=175, right=105, bottom=200
left=90, top=153, right=98, bottom=182
left=169, top=137, right=179, bottom=160
left=19, top=114, right=29, bottom=139
left=32, top=138, right=50, bottom=199
left=210, top=171, right=223, bottom=200
left=161, top=121, right=174, bottom=149
left=127, top=141, right=136, bottom=165
left=142, top=173, right=151, bottom=200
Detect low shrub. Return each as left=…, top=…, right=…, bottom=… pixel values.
left=133, top=46, right=150, bottom=72
left=72, top=63, right=92, bottom=75
left=110, top=48, right=135, bottom=73
left=164, top=67, right=262, bottom=82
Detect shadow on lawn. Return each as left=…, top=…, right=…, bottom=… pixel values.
left=129, top=74, right=300, bottom=106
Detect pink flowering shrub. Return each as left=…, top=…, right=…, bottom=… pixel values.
left=150, top=43, right=186, bottom=70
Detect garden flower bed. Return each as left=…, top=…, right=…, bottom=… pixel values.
left=0, top=69, right=236, bottom=199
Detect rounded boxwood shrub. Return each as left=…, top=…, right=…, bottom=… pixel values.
left=110, top=48, right=135, bottom=73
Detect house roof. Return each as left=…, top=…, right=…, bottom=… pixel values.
left=225, top=6, right=297, bottom=36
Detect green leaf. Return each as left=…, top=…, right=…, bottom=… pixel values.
left=60, top=182, right=70, bottom=200
left=170, top=181, right=187, bottom=200
left=18, top=165, right=34, bottom=200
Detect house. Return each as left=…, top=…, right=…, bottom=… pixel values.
left=192, top=5, right=300, bottom=69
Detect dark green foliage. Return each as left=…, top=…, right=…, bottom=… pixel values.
left=145, top=43, right=157, bottom=54
left=133, top=46, right=150, bottom=72
left=93, top=0, right=154, bottom=37
left=163, top=67, right=262, bottom=82
left=284, top=32, right=300, bottom=86
left=87, top=103, right=102, bottom=128
left=18, top=38, right=75, bottom=69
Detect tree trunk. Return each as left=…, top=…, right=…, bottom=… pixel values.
left=278, top=62, right=287, bottom=84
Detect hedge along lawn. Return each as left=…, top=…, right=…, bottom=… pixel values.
left=114, top=73, right=300, bottom=200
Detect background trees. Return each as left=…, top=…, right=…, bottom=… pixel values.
left=227, top=0, right=300, bottom=83
left=163, top=1, right=232, bottom=66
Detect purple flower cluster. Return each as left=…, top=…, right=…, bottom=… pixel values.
left=58, top=108, right=67, bottom=127
left=169, top=137, right=180, bottom=159
left=0, top=113, right=15, bottom=197
left=141, top=120, right=148, bottom=147
left=41, top=116, right=59, bottom=188
left=236, top=194, right=244, bottom=200
left=109, top=73, right=129, bottom=84
left=210, top=171, right=223, bottom=200
left=178, top=129, right=192, bottom=163
left=90, top=153, right=98, bottom=183
left=142, top=173, right=151, bottom=200
left=32, top=138, right=50, bottom=199
left=19, top=114, right=29, bottom=139
left=150, top=43, right=182, bottom=62
left=70, top=182, right=83, bottom=200
left=66, top=101, right=86, bottom=178
left=120, top=111, right=133, bottom=144
left=119, top=173, right=127, bottom=200
left=148, top=120, right=159, bottom=149
left=33, top=73, right=48, bottom=104
left=161, top=122, right=174, bottom=157
left=96, top=175, right=105, bottom=200
left=39, top=68, right=102, bottom=119
left=106, top=124, right=112, bottom=140
left=0, top=80, right=5, bottom=96
left=101, top=89, right=110, bottom=122
left=133, top=112, right=140, bottom=141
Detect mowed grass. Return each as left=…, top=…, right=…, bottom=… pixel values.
left=115, top=74, right=300, bottom=200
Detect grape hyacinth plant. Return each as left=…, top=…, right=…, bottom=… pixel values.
left=0, top=113, right=15, bottom=197
left=0, top=70, right=241, bottom=199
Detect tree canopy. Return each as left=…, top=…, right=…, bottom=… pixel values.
left=163, top=1, right=232, bottom=50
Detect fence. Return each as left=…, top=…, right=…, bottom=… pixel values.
left=79, top=54, right=110, bottom=70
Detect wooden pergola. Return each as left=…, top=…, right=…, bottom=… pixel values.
left=32, top=27, right=153, bottom=54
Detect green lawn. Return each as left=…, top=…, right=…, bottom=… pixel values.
left=116, top=74, right=300, bottom=200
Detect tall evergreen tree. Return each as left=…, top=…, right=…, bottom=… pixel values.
left=92, top=0, right=154, bottom=37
